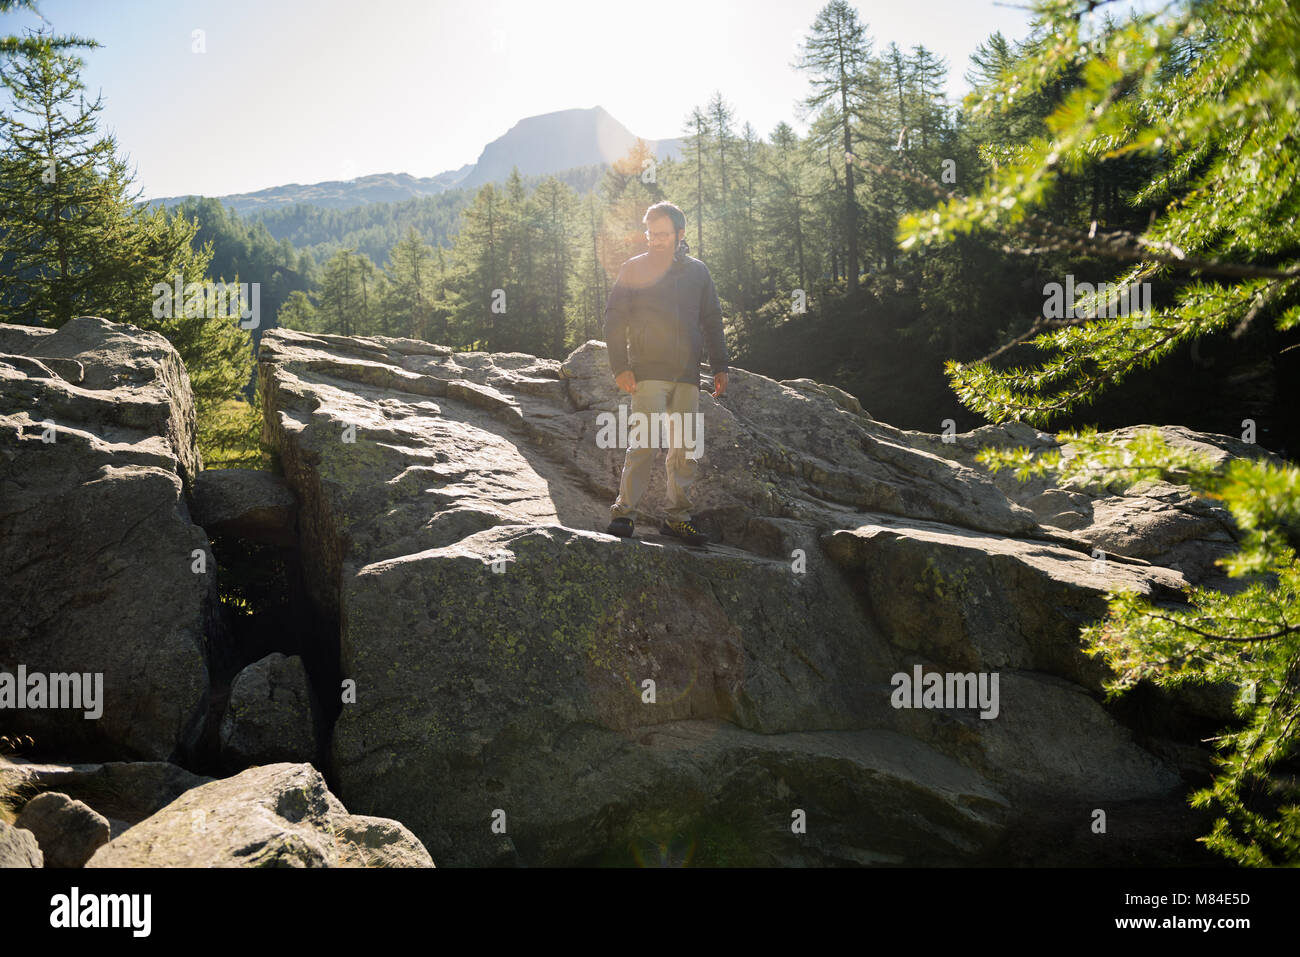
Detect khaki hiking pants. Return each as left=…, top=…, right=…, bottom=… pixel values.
left=610, top=378, right=701, bottom=525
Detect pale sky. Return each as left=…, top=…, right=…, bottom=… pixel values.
left=5, top=0, right=1157, bottom=201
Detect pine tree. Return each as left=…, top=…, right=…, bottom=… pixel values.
left=532, top=176, right=577, bottom=357
left=427, top=244, right=456, bottom=347
left=0, top=41, right=130, bottom=325
left=884, top=42, right=908, bottom=140
left=276, top=289, right=319, bottom=332
left=599, top=143, right=659, bottom=280
left=570, top=193, right=609, bottom=345
left=383, top=226, right=436, bottom=340
left=760, top=121, right=813, bottom=312
left=908, top=45, right=948, bottom=153
left=731, top=121, right=764, bottom=357
left=681, top=107, right=710, bottom=258
left=0, top=0, right=96, bottom=59
left=318, top=248, right=380, bottom=337
left=705, top=91, right=735, bottom=257
left=499, top=168, right=543, bottom=354
left=902, top=0, right=1300, bottom=864
left=859, top=46, right=906, bottom=272
left=449, top=183, right=504, bottom=351
left=795, top=0, right=875, bottom=294
left=0, top=39, right=261, bottom=469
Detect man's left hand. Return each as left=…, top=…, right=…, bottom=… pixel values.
left=711, top=372, right=728, bottom=398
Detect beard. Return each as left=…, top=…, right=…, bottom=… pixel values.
left=647, top=236, right=679, bottom=262
left=646, top=246, right=672, bottom=270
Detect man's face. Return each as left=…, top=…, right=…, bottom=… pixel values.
left=644, top=215, right=683, bottom=258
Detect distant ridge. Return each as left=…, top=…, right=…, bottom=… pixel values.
left=457, top=105, right=681, bottom=189
left=148, top=106, right=682, bottom=215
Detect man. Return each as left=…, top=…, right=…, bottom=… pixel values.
left=603, top=201, right=729, bottom=547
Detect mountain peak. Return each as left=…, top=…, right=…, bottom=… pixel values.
left=459, top=105, right=678, bottom=189
left=146, top=107, right=681, bottom=214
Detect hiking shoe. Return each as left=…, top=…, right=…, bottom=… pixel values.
left=661, top=518, right=708, bottom=546
left=606, top=517, right=634, bottom=537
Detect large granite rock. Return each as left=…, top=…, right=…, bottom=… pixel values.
left=219, top=653, right=319, bottom=769
left=0, top=314, right=1251, bottom=867
left=86, top=762, right=433, bottom=867
left=14, top=791, right=111, bottom=867
left=0, top=317, right=215, bottom=761
left=821, top=514, right=1188, bottom=689
left=253, top=329, right=1234, bottom=865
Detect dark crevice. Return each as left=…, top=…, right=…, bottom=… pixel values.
left=187, top=529, right=341, bottom=780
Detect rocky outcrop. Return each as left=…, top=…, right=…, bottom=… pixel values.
left=85, top=762, right=433, bottom=867
left=1, top=315, right=1269, bottom=866
left=14, top=791, right=110, bottom=867
left=251, top=328, right=1247, bottom=865
left=821, top=515, right=1187, bottom=690
left=0, top=317, right=215, bottom=761
left=899, top=420, right=1275, bottom=591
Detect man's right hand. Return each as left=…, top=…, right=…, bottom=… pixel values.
left=615, top=370, right=636, bottom=393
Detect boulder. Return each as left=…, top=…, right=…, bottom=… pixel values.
left=14, top=791, right=110, bottom=867
left=0, top=819, right=42, bottom=867
left=0, top=317, right=215, bottom=760
left=219, top=653, right=318, bottom=769
left=86, top=763, right=433, bottom=867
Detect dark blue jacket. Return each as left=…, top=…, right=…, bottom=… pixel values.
left=603, top=247, right=729, bottom=386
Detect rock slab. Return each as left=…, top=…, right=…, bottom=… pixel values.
left=86, top=762, right=433, bottom=867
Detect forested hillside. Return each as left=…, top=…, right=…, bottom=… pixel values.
left=252, top=162, right=604, bottom=265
